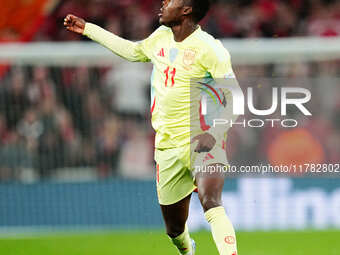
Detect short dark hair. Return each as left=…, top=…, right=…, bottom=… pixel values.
left=187, top=0, right=211, bottom=23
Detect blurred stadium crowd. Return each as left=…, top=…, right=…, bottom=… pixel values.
left=0, top=65, right=154, bottom=180
left=0, top=0, right=339, bottom=181
left=31, top=0, right=340, bottom=41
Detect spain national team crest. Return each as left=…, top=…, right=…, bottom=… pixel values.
left=183, top=49, right=196, bottom=70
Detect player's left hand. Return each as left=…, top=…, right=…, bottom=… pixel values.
left=192, top=133, right=216, bottom=153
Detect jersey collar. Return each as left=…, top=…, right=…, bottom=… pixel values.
left=171, top=25, right=201, bottom=44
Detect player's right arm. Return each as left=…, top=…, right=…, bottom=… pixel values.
left=63, top=14, right=149, bottom=62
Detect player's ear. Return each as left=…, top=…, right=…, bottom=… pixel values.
left=183, top=6, right=193, bottom=16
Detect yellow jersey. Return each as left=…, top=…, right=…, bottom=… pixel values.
left=84, top=24, right=235, bottom=149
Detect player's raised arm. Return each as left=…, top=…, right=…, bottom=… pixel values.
left=63, top=14, right=149, bottom=62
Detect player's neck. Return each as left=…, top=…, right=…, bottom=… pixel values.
left=171, top=20, right=198, bottom=42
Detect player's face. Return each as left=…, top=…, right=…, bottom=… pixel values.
left=159, top=0, right=187, bottom=27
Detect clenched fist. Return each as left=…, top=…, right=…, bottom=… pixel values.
left=63, top=14, right=86, bottom=34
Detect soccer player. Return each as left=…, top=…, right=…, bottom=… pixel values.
left=64, top=1, right=238, bottom=254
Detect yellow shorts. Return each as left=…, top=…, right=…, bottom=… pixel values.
left=155, top=139, right=228, bottom=205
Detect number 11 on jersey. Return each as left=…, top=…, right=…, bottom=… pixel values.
left=164, top=66, right=176, bottom=87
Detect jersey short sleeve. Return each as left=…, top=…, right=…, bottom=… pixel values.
left=200, top=39, right=235, bottom=79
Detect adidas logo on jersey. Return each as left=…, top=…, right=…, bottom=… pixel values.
left=157, top=48, right=165, bottom=57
